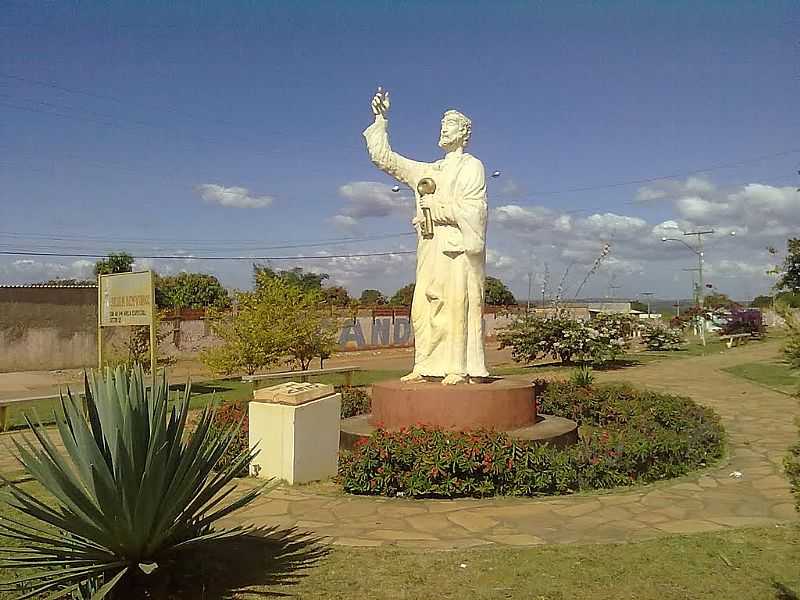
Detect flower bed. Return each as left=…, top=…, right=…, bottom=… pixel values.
left=338, top=380, right=724, bottom=498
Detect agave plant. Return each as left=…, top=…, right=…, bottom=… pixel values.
left=569, top=364, right=594, bottom=388
left=0, top=365, right=261, bottom=599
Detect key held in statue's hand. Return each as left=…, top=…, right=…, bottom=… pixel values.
left=416, top=178, right=437, bottom=239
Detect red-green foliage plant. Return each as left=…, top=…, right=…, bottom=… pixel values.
left=339, top=381, right=724, bottom=498
left=210, top=402, right=250, bottom=475
left=337, top=385, right=371, bottom=419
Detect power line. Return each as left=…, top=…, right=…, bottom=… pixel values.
left=0, top=99, right=362, bottom=158
left=3, top=71, right=797, bottom=203
left=0, top=250, right=415, bottom=261
left=0, top=230, right=415, bottom=249
left=525, top=149, right=800, bottom=196
left=0, top=71, right=247, bottom=129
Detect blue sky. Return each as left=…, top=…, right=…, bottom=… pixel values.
left=1, top=1, right=798, bottom=301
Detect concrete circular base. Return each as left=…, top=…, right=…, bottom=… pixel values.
left=370, top=378, right=537, bottom=431
left=341, top=413, right=578, bottom=452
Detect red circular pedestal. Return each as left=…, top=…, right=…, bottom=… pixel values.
left=369, top=379, right=536, bottom=431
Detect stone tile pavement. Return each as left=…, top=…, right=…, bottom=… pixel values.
left=219, top=341, right=799, bottom=547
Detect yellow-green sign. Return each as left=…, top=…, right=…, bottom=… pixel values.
left=97, top=270, right=157, bottom=373
left=99, top=271, right=154, bottom=327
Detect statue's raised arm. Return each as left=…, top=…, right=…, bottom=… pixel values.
left=362, top=87, right=427, bottom=188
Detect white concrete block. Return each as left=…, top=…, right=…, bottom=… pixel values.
left=248, top=391, right=341, bottom=485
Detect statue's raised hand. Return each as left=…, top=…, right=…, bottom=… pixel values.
left=371, top=87, right=390, bottom=117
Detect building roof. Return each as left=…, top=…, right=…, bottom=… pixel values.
left=0, top=284, right=97, bottom=289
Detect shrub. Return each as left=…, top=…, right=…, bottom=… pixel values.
left=498, top=313, right=631, bottom=366
left=778, top=304, right=800, bottom=370
left=642, top=324, right=685, bottom=351
left=785, top=419, right=800, bottom=511
left=719, top=309, right=765, bottom=336
left=338, top=385, right=371, bottom=418
left=0, top=365, right=261, bottom=598
left=339, top=380, right=724, bottom=498
left=210, top=402, right=250, bottom=475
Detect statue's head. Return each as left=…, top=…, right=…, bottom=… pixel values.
left=438, top=109, right=472, bottom=151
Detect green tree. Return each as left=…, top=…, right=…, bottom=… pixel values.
left=283, top=285, right=338, bottom=370
left=389, top=283, right=415, bottom=306
left=253, top=264, right=329, bottom=291
left=323, top=285, right=351, bottom=308
left=631, top=300, right=648, bottom=313
left=155, top=272, right=230, bottom=310
left=777, top=291, right=800, bottom=308
left=94, top=252, right=134, bottom=276
left=201, top=272, right=336, bottom=375
left=751, top=295, right=773, bottom=308
left=485, top=276, right=516, bottom=306
left=777, top=238, right=800, bottom=293
left=703, top=292, right=737, bottom=310
left=359, top=289, right=387, bottom=305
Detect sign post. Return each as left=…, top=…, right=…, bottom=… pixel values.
left=97, top=270, right=157, bottom=375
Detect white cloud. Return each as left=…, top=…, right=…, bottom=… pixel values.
left=487, top=176, right=799, bottom=299
left=636, top=176, right=716, bottom=202
left=499, top=178, right=524, bottom=198
left=582, top=213, right=648, bottom=238
left=0, top=258, right=96, bottom=282
left=300, top=251, right=415, bottom=292
left=486, top=249, right=516, bottom=271
left=329, top=215, right=359, bottom=230
left=332, top=181, right=413, bottom=228
left=491, top=205, right=555, bottom=233
left=195, top=183, right=274, bottom=208
left=705, top=259, right=772, bottom=278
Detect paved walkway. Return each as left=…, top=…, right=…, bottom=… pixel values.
left=218, top=341, right=799, bottom=548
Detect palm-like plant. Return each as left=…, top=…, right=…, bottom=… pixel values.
left=0, top=365, right=261, bottom=599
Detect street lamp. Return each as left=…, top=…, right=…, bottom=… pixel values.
left=661, top=230, right=736, bottom=346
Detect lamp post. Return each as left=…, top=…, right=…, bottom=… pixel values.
left=662, top=230, right=736, bottom=346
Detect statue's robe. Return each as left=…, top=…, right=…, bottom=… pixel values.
left=364, top=117, right=489, bottom=378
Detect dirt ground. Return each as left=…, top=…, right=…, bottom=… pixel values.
left=0, top=342, right=518, bottom=400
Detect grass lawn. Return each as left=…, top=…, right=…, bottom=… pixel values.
left=723, top=361, right=800, bottom=396
left=1, top=482, right=798, bottom=599
left=269, top=527, right=800, bottom=600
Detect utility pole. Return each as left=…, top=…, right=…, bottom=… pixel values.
left=682, top=267, right=701, bottom=337
left=684, top=230, right=713, bottom=308
left=526, top=271, right=532, bottom=315
left=607, top=273, right=621, bottom=299
left=663, top=230, right=733, bottom=347
left=640, top=292, right=654, bottom=318
left=684, top=230, right=714, bottom=346
left=541, top=263, right=549, bottom=309
left=682, top=268, right=701, bottom=304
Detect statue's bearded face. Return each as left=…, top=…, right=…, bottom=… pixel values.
left=438, top=114, right=467, bottom=150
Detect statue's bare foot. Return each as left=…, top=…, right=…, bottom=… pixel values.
left=442, top=373, right=467, bottom=385
left=400, top=370, right=425, bottom=382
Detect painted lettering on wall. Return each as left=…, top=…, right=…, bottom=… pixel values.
left=336, top=314, right=510, bottom=350
left=338, top=320, right=366, bottom=348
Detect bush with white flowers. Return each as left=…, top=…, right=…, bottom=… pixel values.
left=499, top=312, right=634, bottom=365
left=642, top=323, right=685, bottom=351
